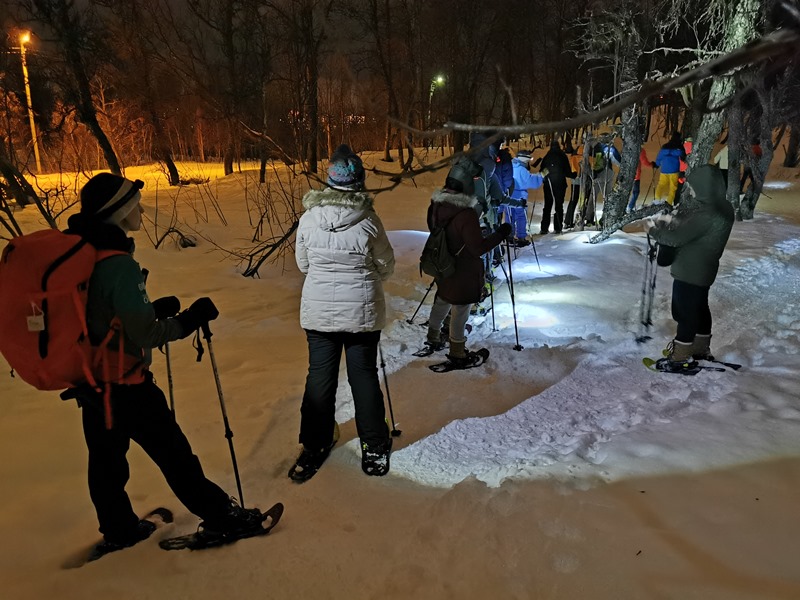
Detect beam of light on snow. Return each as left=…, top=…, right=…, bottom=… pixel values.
left=515, top=288, right=575, bottom=305
left=763, top=181, right=793, bottom=190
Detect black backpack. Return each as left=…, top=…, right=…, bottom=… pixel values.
left=420, top=210, right=468, bottom=279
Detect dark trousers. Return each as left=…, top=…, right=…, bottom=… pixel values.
left=541, top=178, right=567, bottom=233
left=671, top=279, right=712, bottom=343
left=301, top=329, right=386, bottom=449
left=564, top=184, right=580, bottom=228
left=81, top=373, right=230, bottom=541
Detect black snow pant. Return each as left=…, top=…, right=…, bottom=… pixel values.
left=541, top=177, right=567, bottom=234
left=80, top=371, right=231, bottom=542
left=564, top=183, right=580, bottom=228
left=671, top=279, right=712, bottom=344
left=300, top=329, right=387, bottom=450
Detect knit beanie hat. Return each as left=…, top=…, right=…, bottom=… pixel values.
left=80, top=173, right=144, bottom=226
left=444, top=157, right=482, bottom=196
left=327, top=145, right=365, bottom=191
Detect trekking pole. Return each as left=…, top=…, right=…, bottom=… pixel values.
left=638, top=174, right=656, bottom=210
left=407, top=280, right=435, bottom=325
left=636, top=234, right=656, bottom=343
left=489, top=280, right=496, bottom=332
left=503, top=240, right=523, bottom=351
left=377, top=343, right=401, bottom=437
left=200, top=323, right=245, bottom=507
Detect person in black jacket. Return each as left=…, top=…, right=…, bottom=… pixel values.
left=424, top=158, right=511, bottom=366
left=539, top=139, right=573, bottom=234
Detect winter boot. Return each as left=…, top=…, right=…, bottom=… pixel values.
left=100, top=518, right=158, bottom=552
left=288, top=423, right=339, bottom=483
left=199, top=499, right=264, bottom=537
left=361, top=438, right=392, bottom=476
left=690, top=334, right=714, bottom=361
left=424, top=326, right=445, bottom=350
left=656, top=339, right=698, bottom=372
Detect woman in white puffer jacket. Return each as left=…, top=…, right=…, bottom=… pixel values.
left=290, top=145, right=395, bottom=483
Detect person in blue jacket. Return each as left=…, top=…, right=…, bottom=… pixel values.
left=653, top=131, right=686, bottom=206
left=502, top=150, right=545, bottom=246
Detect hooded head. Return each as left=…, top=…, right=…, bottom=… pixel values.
left=327, top=144, right=365, bottom=191
left=444, top=157, right=482, bottom=196
left=515, top=150, right=532, bottom=164
left=685, top=164, right=725, bottom=205
left=79, top=173, right=144, bottom=230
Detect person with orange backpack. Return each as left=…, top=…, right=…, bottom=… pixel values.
left=2, top=173, right=275, bottom=559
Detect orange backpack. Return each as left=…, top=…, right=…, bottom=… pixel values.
left=0, top=229, right=141, bottom=425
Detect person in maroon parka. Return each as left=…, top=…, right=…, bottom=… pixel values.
left=423, top=158, right=511, bottom=365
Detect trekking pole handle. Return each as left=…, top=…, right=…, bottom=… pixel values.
left=201, top=322, right=214, bottom=340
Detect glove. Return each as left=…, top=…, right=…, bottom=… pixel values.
left=152, top=296, right=181, bottom=320
left=541, top=168, right=549, bottom=178
left=174, top=297, right=219, bottom=338
left=498, top=222, right=513, bottom=239
left=521, top=199, right=528, bottom=209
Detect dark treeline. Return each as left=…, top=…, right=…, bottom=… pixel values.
left=0, top=0, right=797, bottom=189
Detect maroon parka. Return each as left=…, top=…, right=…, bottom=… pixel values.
left=426, top=189, right=507, bottom=305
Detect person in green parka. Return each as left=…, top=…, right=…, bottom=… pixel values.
left=65, top=173, right=269, bottom=554
left=644, top=164, right=734, bottom=372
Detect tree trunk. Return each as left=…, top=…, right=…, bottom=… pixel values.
left=689, top=0, right=760, bottom=169
left=727, top=102, right=744, bottom=220
left=784, top=124, right=799, bottom=167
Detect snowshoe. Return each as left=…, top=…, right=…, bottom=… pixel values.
left=642, top=357, right=724, bottom=375
left=413, top=340, right=446, bottom=357
left=288, top=439, right=336, bottom=483
left=160, top=502, right=283, bottom=551
left=63, top=508, right=173, bottom=569
left=361, top=438, right=392, bottom=477
left=429, top=348, right=490, bottom=373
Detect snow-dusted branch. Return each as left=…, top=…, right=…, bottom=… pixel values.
left=390, top=28, right=799, bottom=139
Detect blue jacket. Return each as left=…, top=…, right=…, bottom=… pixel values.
left=655, top=147, right=684, bottom=175
left=510, top=160, right=544, bottom=201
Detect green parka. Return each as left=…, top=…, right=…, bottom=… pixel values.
left=649, top=164, right=734, bottom=287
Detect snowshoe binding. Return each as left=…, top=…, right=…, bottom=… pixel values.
left=160, top=502, right=284, bottom=551
left=361, top=438, right=392, bottom=477
left=429, top=348, right=490, bottom=373
left=288, top=440, right=336, bottom=483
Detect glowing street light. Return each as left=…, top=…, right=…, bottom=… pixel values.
left=19, top=31, right=42, bottom=174
left=427, top=74, right=445, bottom=128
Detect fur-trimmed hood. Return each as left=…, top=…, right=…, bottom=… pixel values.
left=431, top=189, right=479, bottom=210
left=301, top=188, right=374, bottom=233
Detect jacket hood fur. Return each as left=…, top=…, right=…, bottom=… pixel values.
left=302, top=188, right=373, bottom=211
left=431, top=189, right=479, bottom=209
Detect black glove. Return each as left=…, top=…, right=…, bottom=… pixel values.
left=521, top=200, right=528, bottom=209
left=152, top=296, right=181, bottom=320
left=174, top=297, right=219, bottom=338
left=498, top=222, right=513, bottom=239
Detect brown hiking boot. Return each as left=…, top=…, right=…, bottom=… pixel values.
left=690, top=334, right=714, bottom=361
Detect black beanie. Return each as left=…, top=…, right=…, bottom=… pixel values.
left=80, top=173, right=144, bottom=225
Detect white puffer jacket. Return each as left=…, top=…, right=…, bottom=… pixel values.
left=296, top=188, right=395, bottom=332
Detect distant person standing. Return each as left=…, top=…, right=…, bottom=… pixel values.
left=539, top=140, right=572, bottom=234
left=653, top=131, right=686, bottom=206
left=588, top=131, right=621, bottom=224
left=505, top=149, right=545, bottom=246
left=291, top=144, right=395, bottom=482
left=564, top=141, right=582, bottom=229
left=626, top=147, right=654, bottom=213
left=644, top=164, right=734, bottom=373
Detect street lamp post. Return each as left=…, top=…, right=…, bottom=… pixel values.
left=426, top=74, right=445, bottom=129
left=19, top=32, right=42, bottom=174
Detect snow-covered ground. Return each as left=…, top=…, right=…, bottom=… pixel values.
left=1, top=146, right=799, bottom=599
